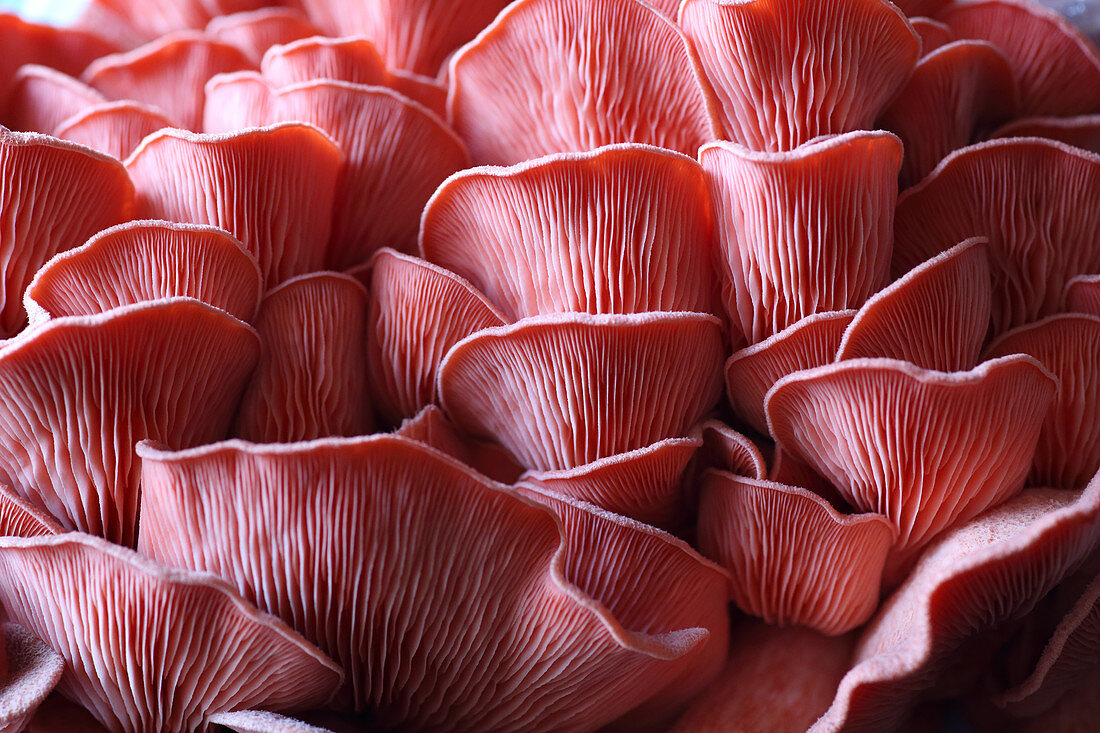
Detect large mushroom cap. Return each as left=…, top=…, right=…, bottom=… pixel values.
left=5, top=65, right=105, bottom=137
left=53, top=101, right=175, bottom=161
left=206, top=9, right=320, bottom=66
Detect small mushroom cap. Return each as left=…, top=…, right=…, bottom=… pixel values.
left=366, top=249, right=506, bottom=424
left=5, top=65, right=105, bottom=136
left=125, top=122, right=343, bottom=285
left=0, top=623, right=64, bottom=733
left=202, top=71, right=273, bottom=132
left=984, top=313, right=1100, bottom=488
left=297, top=0, right=513, bottom=75
left=420, top=143, right=719, bottom=320
left=893, top=137, right=1100, bottom=335
left=696, top=420, right=767, bottom=480
left=813, top=476, right=1100, bottom=731
left=448, top=0, right=721, bottom=164
left=83, top=32, right=253, bottom=131
left=878, top=40, right=1017, bottom=187
left=909, top=17, right=954, bottom=54
left=0, top=486, right=60, bottom=538
left=24, top=219, right=262, bottom=325
left=138, top=434, right=728, bottom=729
left=991, top=114, right=1100, bottom=154
left=726, top=310, right=856, bottom=436
left=836, top=237, right=992, bottom=371
left=700, top=131, right=901, bottom=343
left=53, top=101, right=174, bottom=161
left=394, top=404, right=523, bottom=483
left=0, top=128, right=133, bottom=337
left=234, top=272, right=373, bottom=442
left=0, top=533, right=342, bottom=732
left=1066, top=273, right=1100, bottom=316
left=698, top=470, right=895, bottom=634
left=439, top=311, right=725, bottom=471
left=680, top=0, right=919, bottom=151
left=939, top=0, right=1100, bottom=116
left=0, top=298, right=259, bottom=545
left=206, top=9, right=320, bottom=66
left=766, top=355, right=1058, bottom=565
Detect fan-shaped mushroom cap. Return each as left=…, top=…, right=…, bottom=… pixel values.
left=0, top=129, right=133, bottom=337
left=813, top=477, right=1100, bottom=731
left=448, top=0, right=720, bottom=165
left=206, top=9, right=320, bottom=66
left=990, top=113, right=1100, bottom=153
left=367, top=249, right=505, bottom=424
left=996, top=572, right=1100, bottom=717
left=893, top=138, right=1100, bottom=336
left=0, top=533, right=341, bottom=732
left=697, top=420, right=767, bottom=480
left=395, top=404, right=523, bottom=483
left=24, top=219, right=262, bottom=326
left=910, top=17, right=953, bottom=54
left=439, top=311, right=724, bottom=471
left=767, top=355, right=1058, bottom=571
left=125, top=123, right=342, bottom=285
left=518, top=436, right=701, bottom=528
left=0, top=486, right=60, bottom=537
left=837, top=237, right=992, bottom=371
left=0, top=14, right=114, bottom=103
left=698, top=471, right=894, bottom=634
left=234, top=272, right=372, bottom=442
left=0, top=623, right=63, bottom=733
left=138, top=435, right=728, bottom=729
left=939, top=0, right=1100, bottom=117
left=53, top=101, right=173, bottom=160
left=680, top=0, right=919, bottom=152
left=297, top=0, right=512, bottom=75
left=0, top=299, right=259, bottom=545
left=878, top=41, right=1017, bottom=187
left=83, top=32, right=253, bottom=131
left=725, top=310, right=855, bottom=436
left=984, top=314, right=1100, bottom=488
left=261, top=81, right=468, bottom=269
left=669, top=622, right=855, bottom=733
left=202, top=71, right=274, bottom=132
left=260, top=36, right=446, bottom=116
left=207, top=710, right=334, bottom=733
left=700, top=132, right=901, bottom=344
left=1066, top=273, right=1100, bottom=315
left=5, top=66, right=105, bottom=136
left=421, top=144, right=719, bottom=320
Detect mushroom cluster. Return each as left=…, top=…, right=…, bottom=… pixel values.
left=0, top=0, right=1095, bottom=731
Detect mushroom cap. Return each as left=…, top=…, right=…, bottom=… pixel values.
left=766, top=355, right=1058, bottom=565
left=984, top=313, right=1100, bottom=488
left=698, top=470, right=895, bottom=634
left=990, top=114, right=1100, bottom=154
left=1066, top=273, right=1100, bottom=316
left=234, top=271, right=373, bottom=442
left=0, top=298, right=259, bottom=545
left=394, top=404, right=523, bottom=484
left=939, top=0, right=1100, bottom=117
left=83, top=31, right=253, bottom=131
left=439, top=311, right=725, bottom=470
left=53, top=101, right=174, bottom=161
left=24, top=219, right=262, bottom=325
left=909, top=17, right=954, bottom=54
left=125, top=122, right=343, bottom=285
left=696, top=420, right=767, bottom=480
left=893, top=137, right=1100, bottom=336
left=5, top=65, right=105, bottom=137
left=0, top=486, right=61, bottom=537
left=138, top=434, right=728, bottom=729
left=420, top=143, right=720, bottom=320
left=0, top=623, right=64, bottom=733
left=207, top=710, right=335, bottom=733
left=877, top=40, right=1017, bottom=187
left=680, top=0, right=919, bottom=151
left=0, top=128, right=133, bottom=337
left=206, top=9, right=320, bottom=66
left=0, top=532, right=342, bottom=732
left=296, top=0, right=513, bottom=75
left=813, top=477, right=1100, bottom=731
left=0, top=14, right=115, bottom=105
left=700, top=131, right=901, bottom=343
left=366, top=249, right=506, bottom=424
left=726, top=310, right=856, bottom=436
left=202, top=71, right=273, bottom=133
left=836, top=237, right=992, bottom=371
left=448, top=0, right=721, bottom=164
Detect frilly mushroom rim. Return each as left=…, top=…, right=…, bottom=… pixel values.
left=812, top=475, right=1100, bottom=731
left=698, top=128, right=903, bottom=163
left=446, top=0, right=724, bottom=163
left=0, top=531, right=343, bottom=730
left=0, top=125, right=128, bottom=166
left=22, top=219, right=263, bottom=325
left=205, top=8, right=320, bottom=65
left=909, top=17, right=953, bottom=54
left=6, top=64, right=105, bottom=135
left=123, top=118, right=340, bottom=164
left=81, top=30, right=247, bottom=80
left=0, top=485, right=61, bottom=537
left=1066, top=273, right=1100, bottom=316
left=207, top=710, right=334, bottom=733
left=137, top=434, right=729, bottom=728
left=695, top=419, right=767, bottom=479
left=990, top=114, right=1100, bottom=152
left=52, top=100, right=175, bottom=160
